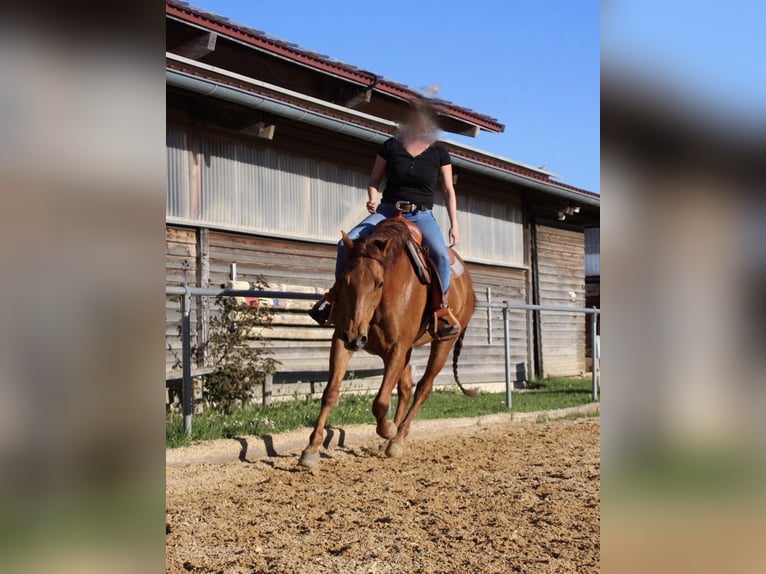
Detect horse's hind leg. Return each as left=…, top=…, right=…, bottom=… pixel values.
left=299, top=338, right=353, bottom=469
left=372, top=352, right=408, bottom=440
left=376, top=364, right=414, bottom=453
left=386, top=342, right=452, bottom=458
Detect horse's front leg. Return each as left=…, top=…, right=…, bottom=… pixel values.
left=298, top=337, right=353, bottom=469
left=392, top=363, right=414, bottom=427
left=371, top=350, right=408, bottom=440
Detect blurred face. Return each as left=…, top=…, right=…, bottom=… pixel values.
left=399, top=108, right=437, bottom=143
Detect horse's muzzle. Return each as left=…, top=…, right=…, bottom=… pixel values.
left=340, top=330, right=368, bottom=351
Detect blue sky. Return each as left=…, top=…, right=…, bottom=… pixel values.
left=601, top=1, right=766, bottom=124
left=181, top=0, right=601, bottom=194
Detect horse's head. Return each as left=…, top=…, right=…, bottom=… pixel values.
left=336, top=227, right=403, bottom=351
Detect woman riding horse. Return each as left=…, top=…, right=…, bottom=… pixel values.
left=310, top=101, right=461, bottom=339
left=299, top=216, right=476, bottom=468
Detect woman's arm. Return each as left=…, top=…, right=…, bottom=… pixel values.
left=366, top=155, right=387, bottom=214
left=440, top=163, right=460, bottom=246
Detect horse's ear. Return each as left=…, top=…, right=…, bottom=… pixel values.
left=341, top=230, right=353, bottom=249
left=372, top=238, right=389, bottom=255
left=381, top=238, right=395, bottom=258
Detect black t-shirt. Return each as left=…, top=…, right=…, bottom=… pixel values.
left=378, top=137, right=451, bottom=208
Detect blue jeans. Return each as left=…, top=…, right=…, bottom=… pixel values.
left=335, top=203, right=452, bottom=292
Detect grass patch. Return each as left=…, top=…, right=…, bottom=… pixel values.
left=603, top=446, right=766, bottom=503
left=167, top=376, right=598, bottom=448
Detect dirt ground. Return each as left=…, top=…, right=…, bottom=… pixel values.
left=166, top=414, right=600, bottom=573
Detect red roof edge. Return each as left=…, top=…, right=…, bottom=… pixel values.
left=451, top=145, right=598, bottom=199
left=166, top=0, right=505, bottom=134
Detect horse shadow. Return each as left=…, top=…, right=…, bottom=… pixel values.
left=234, top=426, right=348, bottom=465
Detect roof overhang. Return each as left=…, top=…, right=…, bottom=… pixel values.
left=166, top=0, right=505, bottom=138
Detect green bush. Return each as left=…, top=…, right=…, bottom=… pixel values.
left=197, top=277, right=279, bottom=413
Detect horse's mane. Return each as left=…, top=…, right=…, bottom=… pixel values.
left=346, top=219, right=409, bottom=270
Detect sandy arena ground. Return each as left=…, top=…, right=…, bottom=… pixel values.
left=166, top=413, right=600, bottom=573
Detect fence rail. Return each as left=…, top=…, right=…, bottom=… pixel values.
left=166, top=285, right=600, bottom=436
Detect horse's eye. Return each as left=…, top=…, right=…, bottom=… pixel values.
left=375, top=281, right=384, bottom=289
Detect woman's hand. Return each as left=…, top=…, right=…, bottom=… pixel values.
left=366, top=156, right=385, bottom=214
left=449, top=226, right=460, bottom=247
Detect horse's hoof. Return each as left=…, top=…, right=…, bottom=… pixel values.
left=376, top=420, right=397, bottom=440
left=386, top=441, right=405, bottom=458
left=298, top=450, right=320, bottom=469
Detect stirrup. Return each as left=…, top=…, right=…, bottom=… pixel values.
left=432, top=307, right=460, bottom=339
left=309, top=294, right=334, bottom=326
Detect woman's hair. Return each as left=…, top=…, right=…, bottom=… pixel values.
left=397, top=99, right=439, bottom=143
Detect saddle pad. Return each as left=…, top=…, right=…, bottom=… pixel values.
left=449, top=250, right=464, bottom=277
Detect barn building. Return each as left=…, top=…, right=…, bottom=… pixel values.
left=165, top=0, right=600, bottom=400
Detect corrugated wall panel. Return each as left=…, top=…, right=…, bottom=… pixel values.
left=585, top=227, right=600, bottom=277
left=166, top=126, right=192, bottom=219
left=432, top=192, right=524, bottom=267
left=197, top=130, right=370, bottom=242
left=167, top=125, right=525, bottom=269
left=535, top=224, right=586, bottom=377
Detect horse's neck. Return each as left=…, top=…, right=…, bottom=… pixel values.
left=380, top=255, right=426, bottom=308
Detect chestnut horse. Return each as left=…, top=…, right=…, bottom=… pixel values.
left=299, top=217, right=476, bottom=469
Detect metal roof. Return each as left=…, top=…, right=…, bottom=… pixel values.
left=166, top=0, right=505, bottom=135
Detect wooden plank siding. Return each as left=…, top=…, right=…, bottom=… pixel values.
left=165, top=221, right=593, bottom=397
left=208, top=228, right=385, bottom=399
left=166, top=224, right=532, bottom=399
left=166, top=226, right=197, bottom=371
left=433, top=262, right=530, bottom=387
left=534, top=225, right=586, bottom=376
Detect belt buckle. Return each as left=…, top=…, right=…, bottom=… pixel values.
left=395, top=200, right=413, bottom=213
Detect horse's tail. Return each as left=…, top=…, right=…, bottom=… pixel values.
left=453, top=327, right=477, bottom=398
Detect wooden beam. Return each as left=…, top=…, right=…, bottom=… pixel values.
left=343, top=89, right=372, bottom=109
left=439, top=116, right=482, bottom=138
left=174, top=31, right=218, bottom=60
left=240, top=122, right=276, bottom=140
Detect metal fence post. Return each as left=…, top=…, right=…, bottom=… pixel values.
left=486, top=287, right=493, bottom=345
left=503, top=301, right=512, bottom=409
left=262, top=373, right=273, bottom=406
left=182, top=287, right=193, bottom=437
left=590, top=307, right=599, bottom=401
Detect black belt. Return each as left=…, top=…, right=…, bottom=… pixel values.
left=387, top=200, right=432, bottom=213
